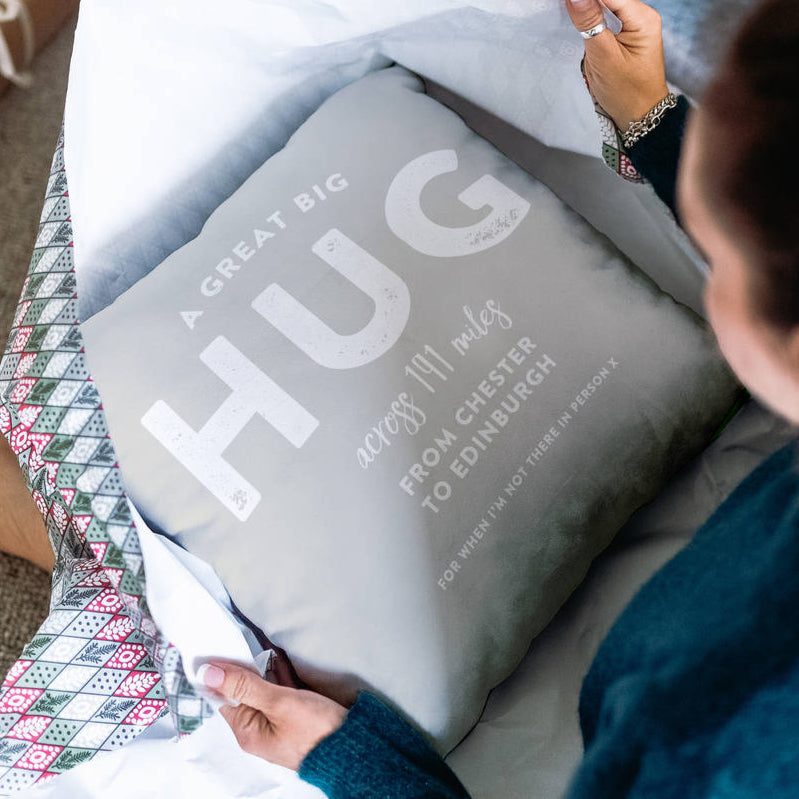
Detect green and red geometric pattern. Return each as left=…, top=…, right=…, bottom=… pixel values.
left=0, top=129, right=213, bottom=796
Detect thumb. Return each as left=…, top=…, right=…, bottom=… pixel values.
left=564, top=0, right=606, bottom=33
left=199, top=661, right=285, bottom=715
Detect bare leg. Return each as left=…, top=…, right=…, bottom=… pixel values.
left=0, top=437, right=54, bottom=573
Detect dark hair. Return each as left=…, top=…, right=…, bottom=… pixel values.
left=699, top=0, right=799, bottom=330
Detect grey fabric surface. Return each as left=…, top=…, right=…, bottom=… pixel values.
left=0, top=14, right=77, bottom=680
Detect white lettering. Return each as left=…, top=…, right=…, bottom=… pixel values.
left=385, top=149, right=530, bottom=258
left=201, top=276, right=224, bottom=297
left=180, top=310, right=204, bottom=331
left=233, top=241, right=256, bottom=262
left=252, top=228, right=410, bottom=370
left=142, top=336, right=319, bottom=521
left=326, top=173, right=349, bottom=192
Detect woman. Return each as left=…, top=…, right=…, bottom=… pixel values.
left=197, top=2, right=799, bottom=795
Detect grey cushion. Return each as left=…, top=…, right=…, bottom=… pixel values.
left=81, top=65, right=739, bottom=753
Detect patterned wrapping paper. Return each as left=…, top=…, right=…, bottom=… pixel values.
left=0, top=69, right=650, bottom=791
left=0, top=129, right=214, bottom=796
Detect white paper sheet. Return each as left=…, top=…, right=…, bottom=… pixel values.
left=18, top=710, right=322, bottom=799
left=127, top=503, right=259, bottom=699
left=64, top=0, right=607, bottom=320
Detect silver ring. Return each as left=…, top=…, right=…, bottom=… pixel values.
left=579, top=22, right=607, bottom=39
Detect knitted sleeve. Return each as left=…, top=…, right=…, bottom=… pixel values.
left=298, top=691, right=471, bottom=798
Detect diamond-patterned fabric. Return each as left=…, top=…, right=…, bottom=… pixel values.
left=0, top=129, right=213, bottom=796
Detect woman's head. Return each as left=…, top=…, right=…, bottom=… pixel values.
left=676, top=0, right=799, bottom=425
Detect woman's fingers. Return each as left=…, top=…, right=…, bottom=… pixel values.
left=202, top=660, right=350, bottom=770
left=199, top=661, right=286, bottom=716
left=565, top=0, right=660, bottom=37
left=564, top=0, right=620, bottom=65
left=565, top=0, right=607, bottom=33
left=218, top=702, right=275, bottom=759
left=564, top=0, right=668, bottom=130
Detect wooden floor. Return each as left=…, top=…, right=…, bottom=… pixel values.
left=0, top=14, right=77, bottom=679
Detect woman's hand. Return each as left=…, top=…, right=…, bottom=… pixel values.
left=565, top=0, right=670, bottom=130
left=200, top=660, right=349, bottom=771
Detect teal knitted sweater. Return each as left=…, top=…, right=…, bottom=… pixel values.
left=298, top=98, right=799, bottom=798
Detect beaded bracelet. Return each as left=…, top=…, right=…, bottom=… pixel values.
left=621, top=93, right=679, bottom=149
